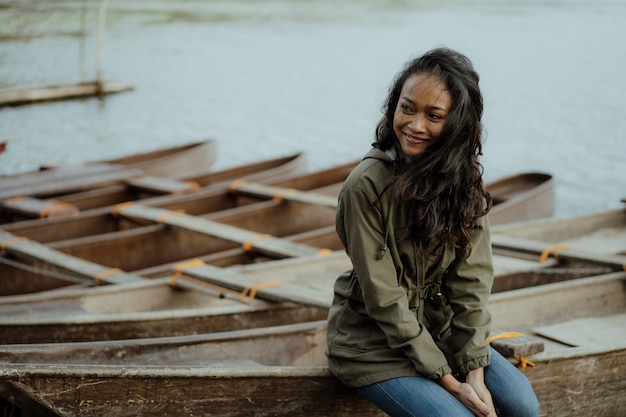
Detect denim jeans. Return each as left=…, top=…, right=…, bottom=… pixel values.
left=357, top=348, right=539, bottom=417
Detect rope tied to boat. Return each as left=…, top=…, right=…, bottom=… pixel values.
left=538, top=244, right=570, bottom=263
left=111, top=201, right=134, bottom=217
left=486, top=332, right=536, bottom=370
left=169, top=258, right=282, bottom=304
left=272, top=187, right=296, bottom=203
left=240, top=280, right=283, bottom=304
left=180, top=180, right=202, bottom=194
left=93, top=267, right=123, bottom=285
left=38, top=199, right=77, bottom=218
left=155, top=209, right=185, bottom=224
left=0, top=236, right=29, bottom=252
left=170, top=259, right=243, bottom=299
left=242, top=234, right=271, bottom=253
left=228, top=179, right=247, bottom=193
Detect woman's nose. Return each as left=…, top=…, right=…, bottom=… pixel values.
left=408, top=114, right=426, bottom=132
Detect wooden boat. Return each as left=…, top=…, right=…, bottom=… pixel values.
left=0, top=80, right=134, bottom=108
left=0, top=270, right=624, bottom=417
left=0, top=152, right=305, bottom=220
left=0, top=140, right=217, bottom=203
left=0, top=169, right=557, bottom=296
left=0, top=160, right=355, bottom=243
left=0, top=231, right=614, bottom=345
left=491, top=206, right=626, bottom=257
left=487, top=172, right=555, bottom=225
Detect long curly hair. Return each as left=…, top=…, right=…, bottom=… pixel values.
left=373, top=47, right=492, bottom=257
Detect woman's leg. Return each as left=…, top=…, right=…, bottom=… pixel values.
left=357, top=376, right=474, bottom=417
left=485, top=348, right=540, bottom=417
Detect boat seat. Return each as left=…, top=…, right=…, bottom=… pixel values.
left=533, top=313, right=626, bottom=348
left=125, top=175, right=201, bottom=195
left=0, top=196, right=79, bottom=220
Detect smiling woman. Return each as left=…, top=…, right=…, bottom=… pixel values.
left=326, top=48, right=539, bottom=417
left=393, top=73, right=451, bottom=156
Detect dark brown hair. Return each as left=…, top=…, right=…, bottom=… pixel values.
left=374, top=47, right=492, bottom=256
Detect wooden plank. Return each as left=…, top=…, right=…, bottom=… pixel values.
left=230, top=182, right=338, bottom=208
left=0, top=229, right=141, bottom=285
left=0, top=81, right=133, bottom=107
left=533, top=313, right=626, bottom=347
left=125, top=175, right=202, bottom=195
left=1, top=196, right=79, bottom=220
left=0, top=164, right=144, bottom=200
left=115, top=203, right=327, bottom=258
left=172, top=260, right=333, bottom=309
left=490, top=233, right=626, bottom=271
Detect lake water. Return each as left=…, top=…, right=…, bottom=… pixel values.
left=1, top=0, right=625, bottom=218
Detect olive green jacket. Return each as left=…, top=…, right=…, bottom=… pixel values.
left=326, top=147, right=494, bottom=388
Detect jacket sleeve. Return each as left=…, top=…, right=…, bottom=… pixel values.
left=339, top=183, right=452, bottom=379
left=444, top=214, right=494, bottom=374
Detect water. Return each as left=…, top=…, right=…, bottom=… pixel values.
left=1, top=0, right=625, bottom=218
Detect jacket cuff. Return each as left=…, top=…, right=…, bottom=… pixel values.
left=456, top=352, right=490, bottom=375
left=426, top=363, right=453, bottom=380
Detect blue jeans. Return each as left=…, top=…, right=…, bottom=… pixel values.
left=357, top=348, right=539, bottom=417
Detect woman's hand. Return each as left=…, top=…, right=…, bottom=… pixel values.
left=466, top=368, right=497, bottom=416
left=438, top=372, right=497, bottom=417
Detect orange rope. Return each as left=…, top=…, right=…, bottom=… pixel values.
left=156, top=209, right=185, bottom=224
left=39, top=199, right=76, bottom=218
left=316, top=248, right=333, bottom=256
left=515, top=357, right=536, bottom=370
left=93, top=268, right=122, bottom=285
left=240, top=280, right=283, bottom=303
left=539, top=244, right=569, bottom=263
left=272, top=187, right=296, bottom=203
left=486, top=332, right=536, bottom=370
left=228, top=179, right=248, bottom=193
left=180, top=180, right=202, bottom=193
left=242, top=234, right=271, bottom=252
left=111, top=201, right=134, bottom=217
left=486, top=332, right=525, bottom=344
left=0, top=236, right=29, bottom=251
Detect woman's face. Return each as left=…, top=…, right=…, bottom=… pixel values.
left=393, top=73, right=452, bottom=156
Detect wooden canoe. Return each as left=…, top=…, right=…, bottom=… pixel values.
left=0, top=80, right=133, bottom=108
left=2, top=168, right=549, bottom=241
left=491, top=206, right=626, bottom=257
left=0, top=140, right=217, bottom=203
left=0, top=170, right=560, bottom=297
left=0, top=271, right=624, bottom=417
left=487, top=172, right=555, bottom=225
left=0, top=152, right=305, bottom=220
left=0, top=237, right=615, bottom=344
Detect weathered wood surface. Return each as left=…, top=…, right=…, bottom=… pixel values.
left=115, top=203, right=331, bottom=258
left=487, top=172, right=555, bottom=225
left=492, top=207, right=626, bottom=256
left=0, top=80, right=133, bottom=107
left=0, top=229, right=141, bottom=287
left=0, top=196, right=80, bottom=219
left=1, top=159, right=353, bottom=243
left=230, top=181, right=339, bottom=208
left=0, top=251, right=351, bottom=344
left=0, top=140, right=217, bottom=206
left=0, top=272, right=624, bottom=416
left=0, top=163, right=144, bottom=201
left=0, top=250, right=569, bottom=343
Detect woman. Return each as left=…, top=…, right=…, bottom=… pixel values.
left=326, top=48, right=539, bottom=417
